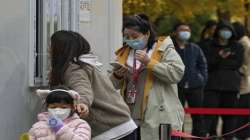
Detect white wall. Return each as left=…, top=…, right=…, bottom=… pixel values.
left=0, top=0, right=122, bottom=139
left=79, top=0, right=123, bottom=70
left=0, top=0, right=41, bottom=139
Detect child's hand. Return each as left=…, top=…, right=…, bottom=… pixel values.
left=75, top=103, right=89, bottom=118
left=48, top=116, right=64, bottom=132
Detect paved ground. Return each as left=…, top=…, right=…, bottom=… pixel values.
left=183, top=114, right=192, bottom=134
left=183, top=114, right=250, bottom=140
left=183, top=114, right=224, bottom=139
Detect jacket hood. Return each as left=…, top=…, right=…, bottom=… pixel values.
left=37, top=112, right=79, bottom=122
left=214, top=20, right=237, bottom=41
left=78, top=53, right=103, bottom=71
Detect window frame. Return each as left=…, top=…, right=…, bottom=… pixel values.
left=29, top=0, right=80, bottom=87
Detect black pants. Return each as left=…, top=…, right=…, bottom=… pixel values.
left=119, top=127, right=140, bottom=140
left=235, top=93, right=250, bottom=139
left=171, top=136, right=182, bottom=140
left=203, top=90, right=239, bottom=140
left=178, top=87, right=206, bottom=137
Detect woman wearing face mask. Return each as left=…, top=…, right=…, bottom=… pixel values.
left=49, top=31, right=137, bottom=140
left=110, top=13, right=185, bottom=140
left=28, top=86, right=91, bottom=140
left=202, top=20, right=244, bottom=139
left=171, top=22, right=208, bottom=138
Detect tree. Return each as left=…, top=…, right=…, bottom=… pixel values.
left=123, top=0, right=248, bottom=22
left=123, top=0, right=166, bottom=21
left=123, top=0, right=250, bottom=40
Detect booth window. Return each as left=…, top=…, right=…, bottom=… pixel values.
left=29, top=0, right=80, bottom=87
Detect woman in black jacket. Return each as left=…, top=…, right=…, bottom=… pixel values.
left=201, top=20, right=244, bottom=140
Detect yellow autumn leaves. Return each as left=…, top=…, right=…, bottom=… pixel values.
left=123, top=0, right=249, bottom=22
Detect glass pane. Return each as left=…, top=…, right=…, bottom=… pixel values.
left=34, top=0, right=79, bottom=86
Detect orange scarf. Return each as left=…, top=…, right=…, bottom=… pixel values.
left=115, top=37, right=165, bottom=118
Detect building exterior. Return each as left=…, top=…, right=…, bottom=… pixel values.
left=0, top=0, right=122, bottom=139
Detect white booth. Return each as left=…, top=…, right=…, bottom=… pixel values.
left=0, top=0, right=122, bottom=139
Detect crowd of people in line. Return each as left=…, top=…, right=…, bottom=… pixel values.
left=26, top=13, right=250, bottom=140
left=172, top=19, right=250, bottom=140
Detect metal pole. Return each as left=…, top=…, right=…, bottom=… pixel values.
left=159, top=124, right=171, bottom=140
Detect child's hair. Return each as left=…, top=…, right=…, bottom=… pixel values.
left=49, top=30, right=91, bottom=87
left=45, top=86, right=74, bottom=107
left=200, top=20, right=217, bottom=40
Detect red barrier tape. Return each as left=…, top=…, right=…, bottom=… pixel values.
left=171, top=122, right=250, bottom=139
left=171, top=108, right=250, bottom=140
left=172, top=108, right=250, bottom=139
left=185, top=108, right=250, bottom=115
left=171, top=130, right=204, bottom=139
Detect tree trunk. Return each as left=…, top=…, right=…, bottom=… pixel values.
left=244, top=0, right=250, bottom=35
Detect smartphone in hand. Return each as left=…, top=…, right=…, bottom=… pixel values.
left=110, top=62, right=124, bottom=70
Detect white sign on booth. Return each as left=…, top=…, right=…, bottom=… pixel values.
left=80, top=0, right=91, bottom=22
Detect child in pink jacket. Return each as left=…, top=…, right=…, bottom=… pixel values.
left=28, top=87, right=91, bottom=140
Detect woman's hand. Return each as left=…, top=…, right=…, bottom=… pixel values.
left=135, top=50, right=150, bottom=65
left=113, top=66, right=128, bottom=79
left=75, top=103, right=89, bottom=118
left=219, top=50, right=231, bottom=58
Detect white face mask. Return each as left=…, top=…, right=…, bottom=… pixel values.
left=48, top=108, right=71, bottom=120
left=123, top=36, right=147, bottom=50
left=178, top=31, right=191, bottom=41
left=219, top=30, right=232, bottom=40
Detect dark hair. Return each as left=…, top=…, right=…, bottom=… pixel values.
left=45, top=86, right=74, bottom=107
left=49, top=30, right=91, bottom=86
left=232, top=21, right=247, bottom=40
left=173, top=22, right=190, bottom=31
left=123, top=13, right=157, bottom=51
left=200, top=20, right=217, bottom=40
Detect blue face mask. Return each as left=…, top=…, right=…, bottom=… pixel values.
left=123, top=37, right=147, bottom=50
left=219, top=30, right=232, bottom=40
left=178, top=31, right=191, bottom=41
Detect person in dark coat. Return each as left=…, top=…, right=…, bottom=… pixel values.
left=200, top=20, right=217, bottom=41
left=198, top=20, right=219, bottom=137
left=201, top=20, right=244, bottom=140
left=171, top=22, right=208, bottom=137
